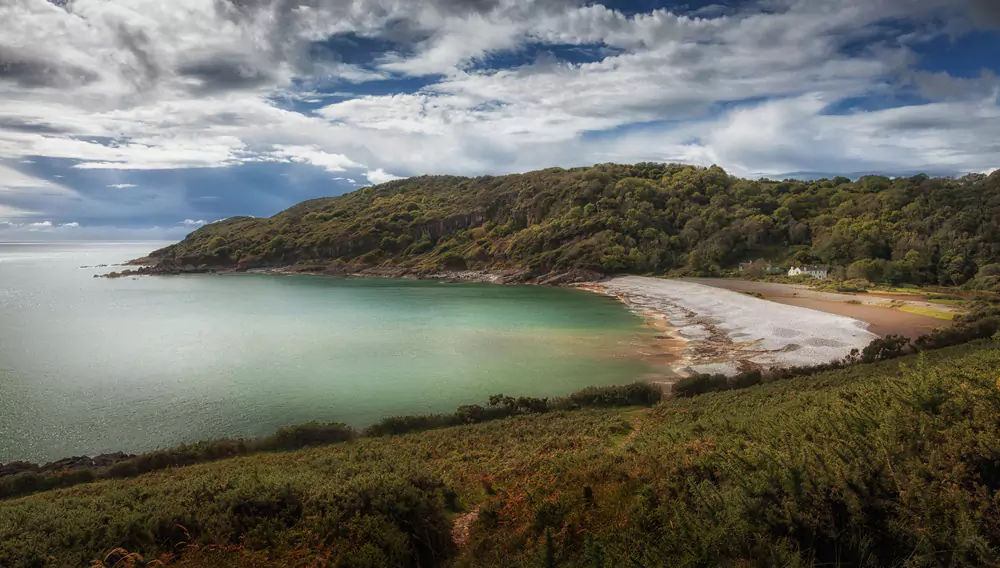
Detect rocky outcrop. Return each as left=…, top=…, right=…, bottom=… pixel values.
left=98, top=265, right=217, bottom=278
left=531, top=269, right=604, bottom=286
left=98, top=257, right=604, bottom=287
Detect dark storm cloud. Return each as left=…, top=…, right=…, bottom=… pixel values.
left=909, top=69, right=999, bottom=100
left=178, top=56, right=279, bottom=92
left=193, top=0, right=587, bottom=93
left=0, top=118, right=67, bottom=135
left=214, top=0, right=580, bottom=39
left=968, top=0, right=1000, bottom=27
left=217, top=0, right=548, bottom=19
left=2, top=3, right=162, bottom=91
left=0, top=47, right=99, bottom=88
left=379, top=17, right=435, bottom=46
left=110, top=22, right=164, bottom=89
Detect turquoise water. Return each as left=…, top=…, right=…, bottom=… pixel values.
left=0, top=243, right=652, bottom=463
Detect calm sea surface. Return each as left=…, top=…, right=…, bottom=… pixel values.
left=0, top=242, right=652, bottom=463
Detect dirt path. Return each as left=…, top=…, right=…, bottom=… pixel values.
left=450, top=408, right=649, bottom=554
left=617, top=409, right=649, bottom=448
left=452, top=505, right=482, bottom=549
left=684, top=278, right=953, bottom=340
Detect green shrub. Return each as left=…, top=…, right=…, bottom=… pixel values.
left=364, top=413, right=459, bottom=437
left=915, top=317, right=1000, bottom=351
left=256, top=422, right=355, bottom=450
left=266, top=235, right=285, bottom=253
left=843, top=333, right=911, bottom=364
left=673, top=373, right=732, bottom=397
left=438, top=251, right=467, bottom=269
left=565, top=382, right=662, bottom=408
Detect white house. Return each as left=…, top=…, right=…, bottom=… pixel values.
left=788, top=265, right=829, bottom=279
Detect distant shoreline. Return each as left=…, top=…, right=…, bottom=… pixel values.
left=100, top=258, right=604, bottom=286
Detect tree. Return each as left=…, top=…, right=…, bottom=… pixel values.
left=847, top=259, right=882, bottom=282
left=688, top=248, right=711, bottom=273
left=153, top=163, right=1000, bottom=285
left=267, top=235, right=286, bottom=253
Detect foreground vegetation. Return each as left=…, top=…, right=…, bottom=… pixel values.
left=3, top=341, right=1000, bottom=566
left=151, top=164, right=1000, bottom=290
left=0, top=384, right=660, bottom=502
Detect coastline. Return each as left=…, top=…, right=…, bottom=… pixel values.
left=582, top=276, right=879, bottom=377
left=101, top=259, right=885, bottom=381
left=101, top=258, right=602, bottom=286
left=575, top=282, right=687, bottom=390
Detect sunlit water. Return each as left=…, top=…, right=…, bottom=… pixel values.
left=0, top=242, right=653, bottom=463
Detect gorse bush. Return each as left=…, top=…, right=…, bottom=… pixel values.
left=0, top=384, right=659, bottom=500
left=257, top=421, right=355, bottom=450
left=915, top=317, right=1000, bottom=350
left=364, top=383, right=661, bottom=437
left=563, top=381, right=662, bottom=408
left=0, top=424, right=357, bottom=500
left=1, top=342, right=999, bottom=566
left=846, top=333, right=912, bottom=364
left=621, top=347, right=1000, bottom=567
left=672, top=372, right=733, bottom=397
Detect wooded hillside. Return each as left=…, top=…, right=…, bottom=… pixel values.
left=152, top=164, right=1000, bottom=289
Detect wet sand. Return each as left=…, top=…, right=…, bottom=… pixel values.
left=684, top=278, right=953, bottom=339
left=578, top=283, right=690, bottom=388
left=771, top=298, right=943, bottom=339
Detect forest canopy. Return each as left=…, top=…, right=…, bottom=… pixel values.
left=153, top=163, right=1000, bottom=290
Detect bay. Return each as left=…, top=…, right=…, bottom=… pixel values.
left=0, top=242, right=652, bottom=463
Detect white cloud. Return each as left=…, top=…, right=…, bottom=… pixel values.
left=0, top=0, right=996, bottom=211
left=0, top=163, right=67, bottom=191
left=28, top=221, right=52, bottom=228
left=575, top=93, right=1000, bottom=177
left=180, top=219, right=207, bottom=227
left=107, top=183, right=138, bottom=189
left=365, top=169, right=403, bottom=185
left=61, top=222, right=80, bottom=228
left=0, top=205, right=36, bottom=218
left=0, top=164, right=80, bottom=221
left=270, top=145, right=362, bottom=172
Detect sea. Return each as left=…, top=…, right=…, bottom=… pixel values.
left=0, top=242, right=653, bottom=463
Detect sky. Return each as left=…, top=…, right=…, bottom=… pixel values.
left=1, top=0, right=1000, bottom=240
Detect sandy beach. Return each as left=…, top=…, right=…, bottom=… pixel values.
left=587, top=276, right=879, bottom=377
left=683, top=278, right=954, bottom=339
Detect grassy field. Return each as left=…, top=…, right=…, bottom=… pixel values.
left=897, top=303, right=958, bottom=320
left=3, top=341, right=1000, bottom=567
